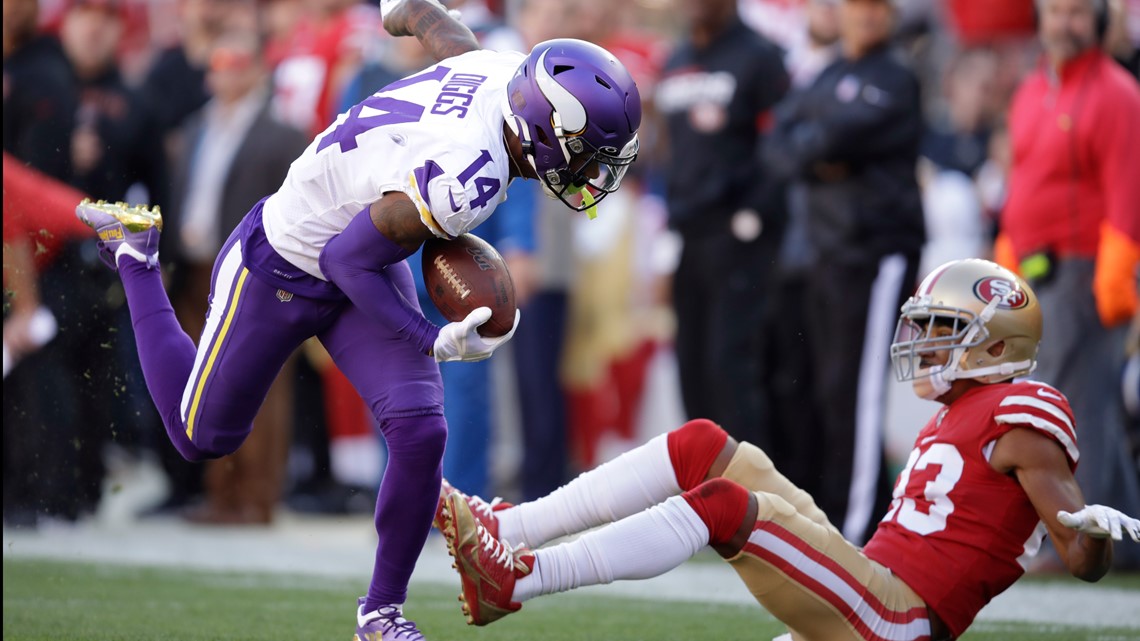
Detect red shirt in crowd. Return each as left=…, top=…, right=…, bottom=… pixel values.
left=1003, top=49, right=1140, bottom=261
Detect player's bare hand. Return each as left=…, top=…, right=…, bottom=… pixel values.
left=1057, top=505, right=1140, bottom=542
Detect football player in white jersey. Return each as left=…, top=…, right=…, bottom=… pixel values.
left=74, top=0, right=640, bottom=638
left=438, top=258, right=1140, bottom=641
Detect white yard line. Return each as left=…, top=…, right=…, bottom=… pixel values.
left=4, top=515, right=1138, bottom=629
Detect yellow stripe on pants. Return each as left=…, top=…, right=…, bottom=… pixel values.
left=186, top=267, right=250, bottom=440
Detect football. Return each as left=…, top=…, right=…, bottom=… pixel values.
left=422, top=233, right=516, bottom=337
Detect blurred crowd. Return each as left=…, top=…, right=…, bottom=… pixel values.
left=3, top=0, right=1139, bottom=568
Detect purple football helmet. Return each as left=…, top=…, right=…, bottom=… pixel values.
left=502, top=38, right=641, bottom=211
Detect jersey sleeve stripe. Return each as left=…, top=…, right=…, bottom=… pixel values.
left=406, top=172, right=451, bottom=239
left=998, top=395, right=1075, bottom=435
left=994, top=412, right=1080, bottom=463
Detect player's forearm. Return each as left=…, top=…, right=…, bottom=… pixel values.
left=1063, top=533, right=1112, bottom=582
left=383, top=0, right=479, bottom=61
left=319, top=210, right=440, bottom=354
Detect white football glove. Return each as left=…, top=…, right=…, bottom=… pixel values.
left=1057, top=504, right=1140, bottom=542
left=432, top=307, right=519, bottom=363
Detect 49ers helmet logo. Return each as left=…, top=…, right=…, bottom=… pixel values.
left=973, top=277, right=1028, bottom=309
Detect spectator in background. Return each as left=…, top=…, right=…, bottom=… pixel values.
left=1106, top=0, right=1139, bottom=77
left=760, top=0, right=840, bottom=497
left=271, top=0, right=378, bottom=137
left=784, top=0, right=841, bottom=88
left=142, top=0, right=250, bottom=136
left=164, top=28, right=310, bottom=524
left=763, top=0, right=923, bottom=545
left=738, top=0, right=808, bottom=54
left=60, top=0, right=167, bottom=208
left=3, top=0, right=77, bottom=180
left=654, top=0, right=788, bottom=447
left=997, top=0, right=1140, bottom=568
left=921, top=49, right=998, bottom=179
left=917, top=48, right=998, bottom=276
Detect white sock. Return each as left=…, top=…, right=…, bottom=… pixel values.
left=513, top=495, right=709, bottom=602
left=499, top=433, right=681, bottom=548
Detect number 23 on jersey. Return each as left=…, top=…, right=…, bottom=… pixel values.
left=883, top=443, right=965, bottom=535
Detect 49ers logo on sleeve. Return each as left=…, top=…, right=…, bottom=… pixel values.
left=973, top=277, right=1028, bottom=309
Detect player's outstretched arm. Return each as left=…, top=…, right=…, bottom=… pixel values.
left=990, top=427, right=1113, bottom=582
left=380, top=0, right=479, bottom=62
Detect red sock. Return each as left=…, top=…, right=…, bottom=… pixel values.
left=681, top=478, right=751, bottom=545
left=667, top=419, right=728, bottom=490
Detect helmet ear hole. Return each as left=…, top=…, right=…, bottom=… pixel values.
left=987, top=341, right=1006, bottom=357
left=535, top=126, right=552, bottom=147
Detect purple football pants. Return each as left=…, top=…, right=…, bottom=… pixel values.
left=118, top=229, right=445, bottom=609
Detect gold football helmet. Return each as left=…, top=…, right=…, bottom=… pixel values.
left=890, top=259, right=1042, bottom=399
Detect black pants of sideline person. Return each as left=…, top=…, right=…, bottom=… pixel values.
left=806, top=253, right=919, bottom=546
left=671, top=230, right=777, bottom=449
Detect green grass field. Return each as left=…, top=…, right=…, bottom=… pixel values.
left=3, top=558, right=1138, bottom=641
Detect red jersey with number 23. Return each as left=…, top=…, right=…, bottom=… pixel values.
left=863, top=380, right=1078, bottom=638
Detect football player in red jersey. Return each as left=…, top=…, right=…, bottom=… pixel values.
left=437, top=258, right=1140, bottom=641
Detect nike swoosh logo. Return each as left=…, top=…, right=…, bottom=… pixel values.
left=1036, top=387, right=1063, bottom=401
left=449, top=191, right=462, bottom=213
left=357, top=610, right=377, bottom=628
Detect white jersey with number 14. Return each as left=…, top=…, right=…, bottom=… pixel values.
left=261, top=49, right=525, bottom=280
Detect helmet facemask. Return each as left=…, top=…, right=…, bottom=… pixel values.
left=890, top=300, right=995, bottom=400
left=539, top=134, right=639, bottom=212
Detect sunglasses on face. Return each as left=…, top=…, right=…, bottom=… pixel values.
left=209, top=48, right=255, bottom=72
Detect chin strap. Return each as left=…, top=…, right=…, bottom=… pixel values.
left=917, top=364, right=954, bottom=400
left=917, top=297, right=1013, bottom=399
left=504, top=113, right=540, bottom=176
left=953, top=359, right=1036, bottom=383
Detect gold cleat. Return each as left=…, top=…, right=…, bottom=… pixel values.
left=77, top=198, right=163, bottom=233
left=76, top=198, right=163, bottom=270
